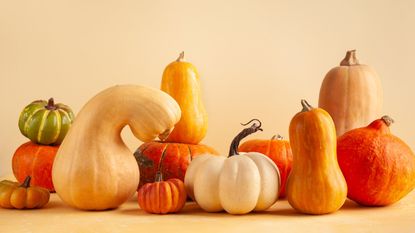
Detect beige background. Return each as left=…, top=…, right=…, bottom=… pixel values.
left=0, top=0, right=414, bottom=177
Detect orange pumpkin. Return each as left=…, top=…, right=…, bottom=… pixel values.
left=238, top=135, right=292, bottom=198
left=161, top=52, right=208, bottom=144
left=134, top=142, right=219, bottom=187
left=138, top=172, right=187, bottom=214
left=337, top=116, right=415, bottom=206
left=12, top=141, right=58, bottom=192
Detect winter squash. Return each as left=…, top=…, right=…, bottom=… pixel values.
left=161, top=52, right=208, bottom=144
left=286, top=100, right=347, bottom=215
left=238, top=135, right=292, bottom=198
left=134, top=142, right=218, bottom=187
left=52, top=85, right=181, bottom=210
left=12, top=141, right=58, bottom=192
left=0, top=176, right=50, bottom=209
left=18, top=98, right=74, bottom=145
left=138, top=171, right=187, bottom=214
left=337, top=116, right=415, bottom=206
left=318, top=50, right=383, bottom=136
left=185, top=120, right=280, bottom=214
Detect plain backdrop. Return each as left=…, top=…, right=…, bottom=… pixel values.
left=1, top=0, right=414, bottom=177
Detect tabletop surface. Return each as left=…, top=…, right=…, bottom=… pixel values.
left=1, top=176, right=414, bottom=233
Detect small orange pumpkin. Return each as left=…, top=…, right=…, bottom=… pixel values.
left=138, top=171, right=187, bottom=214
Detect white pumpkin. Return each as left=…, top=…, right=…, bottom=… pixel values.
left=184, top=120, right=281, bottom=214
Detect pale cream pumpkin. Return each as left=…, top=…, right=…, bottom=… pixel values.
left=318, top=50, right=383, bottom=136
left=52, top=85, right=181, bottom=210
left=184, top=120, right=280, bottom=214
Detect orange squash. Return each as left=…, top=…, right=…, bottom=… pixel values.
left=318, top=50, right=383, bottom=136
left=138, top=172, right=187, bottom=214
left=337, top=116, right=415, bottom=206
left=161, top=52, right=208, bottom=144
left=238, top=135, right=292, bottom=198
left=286, top=100, right=347, bottom=215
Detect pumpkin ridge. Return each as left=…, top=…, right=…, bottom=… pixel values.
left=37, top=110, right=51, bottom=143
left=50, top=111, right=62, bottom=143
left=23, top=108, right=44, bottom=137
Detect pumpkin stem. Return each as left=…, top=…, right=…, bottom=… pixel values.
left=229, top=119, right=263, bottom=157
left=340, top=50, right=359, bottom=66
left=155, top=171, right=163, bottom=182
left=45, top=98, right=57, bottom=110
left=381, top=115, right=394, bottom=126
left=176, top=51, right=185, bottom=62
left=21, top=176, right=31, bottom=188
left=301, top=99, right=313, bottom=112
left=271, top=134, right=283, bottom=140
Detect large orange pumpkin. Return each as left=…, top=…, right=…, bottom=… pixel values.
left=238, top=135, right=292, bottom=198
left=12, top=141, right=58, bottom=192
left=337, top=116, right=415, bottom=206
left=134, top=142, right=219, bottom=187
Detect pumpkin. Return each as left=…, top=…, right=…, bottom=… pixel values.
left=286, top=100, right=347, bottom=215
left=318, top=50, right=383, bottom=136
left=134, top=142, right=219, bottom=187
left=161, top=52, right=208, bottom=144
left=18, top=98, right=75, bottom=145
left=138, top=171, right=187, bottom=214
left=337, top=116, right=415, bottom=206
left=12, top=141, right=58, bottom=192
left=238, top=134, right=292, bottom=198
left=0, top=176, right=50, bottom=209
left=52, top=85, right=181, bottom=210
left=185, top=119, right=281, bottom=214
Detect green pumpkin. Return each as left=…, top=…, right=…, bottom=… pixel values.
left=18, top=98, right=75, bottom=145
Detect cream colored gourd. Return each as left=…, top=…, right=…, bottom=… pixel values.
left=185, top=120, right=280, bottom=214
left=52, top=85, right=181, bottom=210
left=318, top=50, right=383, bottom=136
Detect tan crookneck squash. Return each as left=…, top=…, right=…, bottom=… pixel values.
left=161, top=52, right=208, bottom=144
left=286, top=100, right=347, bottom=215
left=318, top=50, right=383, bottom=136
left=52, top=85, right=181, bottom=210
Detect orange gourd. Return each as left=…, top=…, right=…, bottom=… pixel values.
left=337, top=116, right=415, bottom=206
left=238, top=135, right=292, bottom=198
left=286, top=100, right=347, bottom=215
left=138, top=172, right=187, bottom=214
left=161, top=52, right=208, bottom=144
left=134, top=142, right=218, bottom=187
left=318, top=50, right=383, bottom=136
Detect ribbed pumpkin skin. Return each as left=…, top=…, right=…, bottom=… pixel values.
left=337, top=117, right=415, bottom=206
left=138, top=178, right=186, bottom=214
left=161, top=53, right=208, bottom=144
left=12, top=142, right=58, bottom=192
left=318, top=50, right=383, bottom=137
left=0, top=177, right=50, bottom=209
left=238, top=137, right=292, bottom=198
left=18, top=99, right=74, bottom=145
left=287, top=100, right=347, bottom=215
left=134, top=142, right=219, bottom=187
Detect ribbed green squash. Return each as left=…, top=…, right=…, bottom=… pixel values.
left=18, top=98, right=74, bottom=145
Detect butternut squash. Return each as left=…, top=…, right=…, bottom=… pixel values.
left=52, top=85, right=181, bottom=210
left=286, top=100, right=347, bottom=214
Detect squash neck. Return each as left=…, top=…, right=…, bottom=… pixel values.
left=340, top=50, right=359, bottom=66
left=229, top=119, right=263, bottom=156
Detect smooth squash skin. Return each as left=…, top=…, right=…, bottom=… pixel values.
left=318, top=50, right=383, bottom=137
left=161, top=52, right=208, bottom=144
left=52, top=85, right=181, bottom=210
left=287, top=100, right=347, bottom=215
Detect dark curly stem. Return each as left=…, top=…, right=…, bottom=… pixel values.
left=45, top=98, right=57, bottom=110
left=229, top=119, right=263, bottom=157
left=21, top=176, right=31, bottom=188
